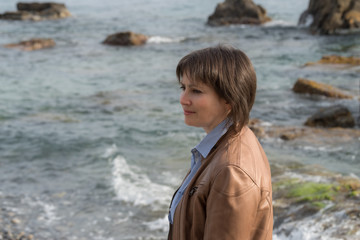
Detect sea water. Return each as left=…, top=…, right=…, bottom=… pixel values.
left=0, top=0, right=359, bottom=239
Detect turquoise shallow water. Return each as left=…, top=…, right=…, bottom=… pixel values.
left=0, top=0, right=359, bottom=239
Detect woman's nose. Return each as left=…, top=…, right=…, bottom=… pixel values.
left=180, top=91, right=191, bottom=106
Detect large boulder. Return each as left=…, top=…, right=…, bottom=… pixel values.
left=0, top=2, right=71, bottom=21
left=305, top=105, right=355, bottom=128
left=4, top=38, right=55, bottom=51
left=299, top=0, right=360, bottom=34
left=207, top=0, right=271, bottom=26
left=292, top=78, right=354, bottom=99
left=102, top=31, right=148, bottom=46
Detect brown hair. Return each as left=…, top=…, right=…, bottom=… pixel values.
left=176, top=44, right=257, bottom=133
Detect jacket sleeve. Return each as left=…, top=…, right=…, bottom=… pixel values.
left=203, top=165, right=272, bottom=240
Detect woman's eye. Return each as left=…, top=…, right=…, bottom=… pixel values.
left=192, top=89, right=202, bottom=94
left=180, top=85, right=185, bottom=91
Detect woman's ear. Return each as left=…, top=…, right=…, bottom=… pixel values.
left=225, top=102, right=231, bottom=115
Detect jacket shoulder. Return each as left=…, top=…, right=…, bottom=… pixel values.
left=212, top=127, right=271, bottom=189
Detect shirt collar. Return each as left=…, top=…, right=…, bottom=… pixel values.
left=194, top=119, right=230, bottom=159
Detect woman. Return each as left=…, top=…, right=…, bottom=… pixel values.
left=168, top=45, right=273, bottom=240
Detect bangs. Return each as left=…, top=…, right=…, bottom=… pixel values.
left=176, top=47, right=219, bottom=86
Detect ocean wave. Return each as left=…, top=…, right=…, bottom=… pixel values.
left=111, top=155, right=172, bottom=206
left=147, top=36, right=185, bottom=44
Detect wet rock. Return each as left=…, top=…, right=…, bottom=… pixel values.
left=292, top=78, right=354, bottom=99
left=0, top=2, right=71, bottom=21
left=207, top=0, right=271, bottom=26
left=102, top=31, right=148, bottom=46
left=299, top=0, right=360, bottom=34
left=279, top=128, right=306, bottom=141
left=305, top=105, right=355, bottom=128
left=272, top=163, right=360, bottom=238
left=10, top=218, right=20, bottom=225
left=4, top=38, right=55, bottom=51
left=305, top=55, right=360, bottom=66
left=248, top=118, right=267, bottom=138
left=248, top=118, right=360, bottom=143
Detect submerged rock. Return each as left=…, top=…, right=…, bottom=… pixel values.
left=305, top=105, right=355, bottom=128
left=207, top=0, right=271, bottom=26
left=299, top=0, right=360, bottom=34
left=305, top=55, right=360, bottom=66
left=102, top=31, right=148, bottom=46
left=0, top=2, right=71, bottom=21
left=292, top=78, right=354, bottom=99
left=4, top=38, right=55, bottom=51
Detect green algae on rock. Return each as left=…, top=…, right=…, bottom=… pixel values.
left=286, top=182, right=337, bottom=202
left=272, top=162, right=360, bottom=238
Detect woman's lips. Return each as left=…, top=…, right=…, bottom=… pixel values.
left=183, top=110, right=195, bottom=115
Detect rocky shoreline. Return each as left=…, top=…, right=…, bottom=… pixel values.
left=0, top=207, right=34, bottom=240
left=271, top=161, right=360, bottom=239
left=1, top=0, right=359, bottom=239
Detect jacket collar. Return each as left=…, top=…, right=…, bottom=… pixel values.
left=195, top=119, right=230, bottom=159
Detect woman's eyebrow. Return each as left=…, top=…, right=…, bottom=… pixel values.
left=180, top=82, right=200, bottom=88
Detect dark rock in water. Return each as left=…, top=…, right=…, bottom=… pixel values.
left=292, top=78, right=354, bottom=99
left=4, top=38, right=55, bottom=51
left=305, top=105, right=355, bottom=128
left=207, top=0, right=271, bottom=26
left=299, top=0, right=360, bottom=34
left=0, top=11, right=34, bottom=21
left=102, top=31, right=148, bottom=46
left=0, top=2, right=71, bottom=21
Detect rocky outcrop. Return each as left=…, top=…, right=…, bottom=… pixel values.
left=4, top=38, right=55, bottom=51
left=207, top=0, right=271, bottom=26
left=305, top=105, right=355, bottom=128
left=292, top=78, right=354, bottom=99
left=0, top=2, right=71, bottom=21
left=299, top=0, right=360, bottom=34
left=102, top=31, right=148, bottom=46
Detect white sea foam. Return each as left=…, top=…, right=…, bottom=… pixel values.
left=102, top=144, right=118, bottom=158
left=273, top=209, right=360, bottom=240
left=301, top=145, right=343, bottom=152
left=111, top=155, right=172, bottom=206
left=147, top=36, right=185, bottom=44
left=264, top=20, right=296, bottom=27
left=29, top=199, right=60, bottom=225
left=282, top=171, right=331, bottom=183
left=143, top=215, right=169, bottom=232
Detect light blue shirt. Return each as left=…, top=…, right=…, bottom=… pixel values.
left=168, top=119, right=230, bottom=224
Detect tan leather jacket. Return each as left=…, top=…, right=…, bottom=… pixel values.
left=168, top=126, right=273, bottom=240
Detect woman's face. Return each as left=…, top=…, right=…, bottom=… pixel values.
left=180, top=74, right=230, bottom=133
